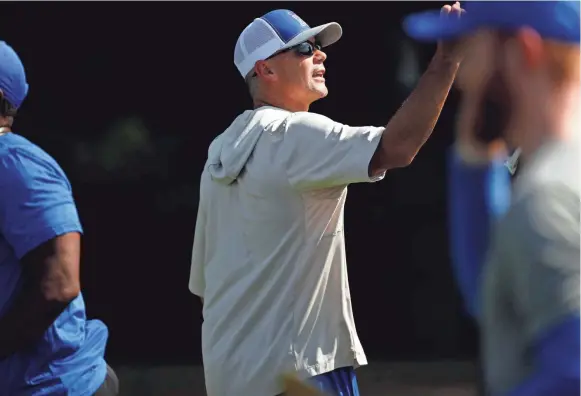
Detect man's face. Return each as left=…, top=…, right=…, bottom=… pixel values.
left=455, top=28, right=558, bottom=150
left=263, top=38, right=328, bottom=106
left=456, top=29, right=516, bottom=146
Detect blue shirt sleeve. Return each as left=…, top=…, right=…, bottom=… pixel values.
left=447, top=148, right=511, bottom=318
left=0, top=147, right=83, bottom=259
left=507, top=316, right=580, bottom=396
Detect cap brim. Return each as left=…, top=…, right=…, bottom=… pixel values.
left=403, top=10, right=474, bottom=42
left=282, top=22, right=343, bottom=50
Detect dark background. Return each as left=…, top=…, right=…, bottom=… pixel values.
left=2, top=2, right=477, bottom=366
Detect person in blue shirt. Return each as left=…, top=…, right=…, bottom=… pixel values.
left=404, top=2, right=580, bottom=395
left=0, top=42, right=118, bottom=395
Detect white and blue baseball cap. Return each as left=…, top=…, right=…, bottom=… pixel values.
left=234, top=9, right=342, bottom=79
left=403, top=1, right=580, bottom=44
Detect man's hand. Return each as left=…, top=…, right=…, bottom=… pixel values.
left=436, top=2, right=467, bottom=64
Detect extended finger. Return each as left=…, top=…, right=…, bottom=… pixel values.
left=450, top=2, right=466, bottom=16
left=441, top=4, right=452, bottom=16
left=450, top=2, right=465, bottom=17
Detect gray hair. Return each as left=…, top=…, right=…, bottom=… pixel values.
left=245, top=71, right=259, bottom=99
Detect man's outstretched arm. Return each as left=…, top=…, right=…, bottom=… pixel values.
left=371, top=52, right=460, bottom=172
left=370, top=2, right=464, bottom=173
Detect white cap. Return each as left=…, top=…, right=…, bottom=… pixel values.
left=234, top=9, right=342, bottom=79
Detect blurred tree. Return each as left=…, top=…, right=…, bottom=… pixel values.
left=73, top=116, right=170, bottom=182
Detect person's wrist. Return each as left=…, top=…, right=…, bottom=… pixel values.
left=432, top=47, right=462, bottom=70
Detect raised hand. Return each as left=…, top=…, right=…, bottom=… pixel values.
left=436, top=2, right=467, bottom=63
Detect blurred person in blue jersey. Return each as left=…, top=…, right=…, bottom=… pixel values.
left=0, top=42, right=118, bottom=395
left=405, top=1, right=580, bottom=395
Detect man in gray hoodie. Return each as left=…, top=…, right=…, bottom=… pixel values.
left=189, top=6, right=464, bottom=396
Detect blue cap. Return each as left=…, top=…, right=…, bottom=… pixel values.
left=0, top=41, right=29, bottom=109
left=403, top=1, right=580, bottom=44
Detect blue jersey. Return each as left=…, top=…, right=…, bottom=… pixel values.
left=0, top=133, right=108, bottom=395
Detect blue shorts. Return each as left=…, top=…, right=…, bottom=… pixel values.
left=307, top=366, right=360, bottom=396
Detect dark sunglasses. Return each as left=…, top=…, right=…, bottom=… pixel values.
left=271, top=40, right=322, bottom=59
left=251, top=41, right=322, bottom=78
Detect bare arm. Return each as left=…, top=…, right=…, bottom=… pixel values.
left=370, top=52, right=460, bottom=173
left=0, top=232, right=81, bottom=359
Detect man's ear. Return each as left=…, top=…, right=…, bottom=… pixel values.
left=513, top=27, right=544, bottom=72
left=255, top=60, right=275, bottom=79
